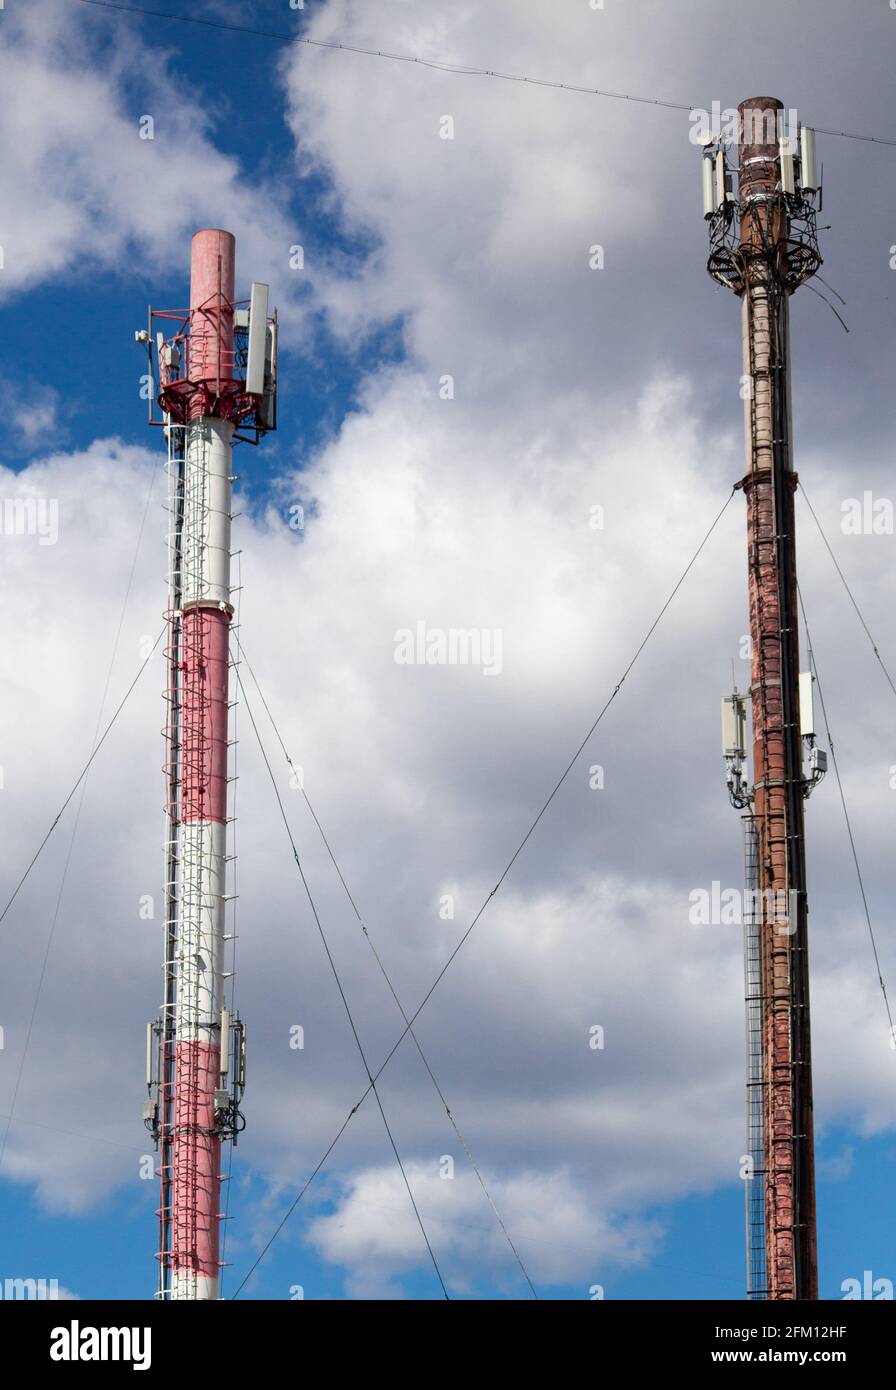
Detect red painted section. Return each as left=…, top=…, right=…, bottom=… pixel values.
left=181, top=607, right=230, bottom=826
left=188, top=229, right=236, bottom=414
left=157, top=225, right=262, bottom=427
left=171, top=1039, right=221, bottom=1283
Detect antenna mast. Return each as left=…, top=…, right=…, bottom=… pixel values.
left=138, top=230, right=277, bottom=1299
left=706, top=100, right=825, bottom=1301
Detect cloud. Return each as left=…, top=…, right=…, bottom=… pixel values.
left=0, top=359, right=892, bottom=1292
left=307, top=1162, right=662, bottom=1297
left=818, top=1146, right=855, bottom=1182
left=0, top=0, right=894, bottom=1300
left=279, top=0, right=896, bottom=455
left=16, top=388, right=59, bottom=444
left=0, top=380, right=64, bottom=457
left=0, top=0, right=298, bottom=307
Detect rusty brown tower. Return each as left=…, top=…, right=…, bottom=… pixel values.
left=705, top=98, right=824, bottom=1301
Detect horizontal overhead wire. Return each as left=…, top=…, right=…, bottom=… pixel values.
left=63, top=0, right=896, bottom=1278
left=231, top=483, right=737, bottom=1295
left=75, top=0, right=896, bottom=147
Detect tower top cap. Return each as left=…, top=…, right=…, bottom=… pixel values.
left=737, top=96, right=783, bottom=112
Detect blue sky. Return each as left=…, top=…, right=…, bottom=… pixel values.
left=2, top=1128, right=893, bottom=1300
left=0, top=5, right=388, bottom=478
left=1, top=0, right=895, bottom=1301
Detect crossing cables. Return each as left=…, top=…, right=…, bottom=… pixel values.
left=234, top=635, right=539, bottom=1298
left=230, top=482, right=737, bottom=1294
left=234, top=657, right=451, bottom=1300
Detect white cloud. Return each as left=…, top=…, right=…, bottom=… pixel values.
left=0, top=0, right=298, bottom=306
left=0, top=0, right=894, bottom=1299
left=16, top=387, right=60, bottom=445
left=1, top=361, right=891, bottom=1292
left=307, top=1162, right=662, bottom=1297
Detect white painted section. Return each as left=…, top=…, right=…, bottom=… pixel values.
left=171, top=1271, right=219, bottom=1301
left=175, top=819, right=226, bottom=1044
left=182, top=417, right=233, bottom=609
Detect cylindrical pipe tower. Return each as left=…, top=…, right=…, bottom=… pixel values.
left=736, top=99, right=817, bottom=1300
left=171, top=229, right=236, bottom=1300
left=142, top=229, right=274, bottom=1299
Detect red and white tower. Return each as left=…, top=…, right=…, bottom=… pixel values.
left=141, top=229, right=277, bottom=1299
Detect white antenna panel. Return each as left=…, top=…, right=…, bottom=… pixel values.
left=722, top=692, right=747, bottom=759
left=800, top=126, right=818, bottom=192
left=246, top=282, right=269, bottom=396
left=779, top=137, right=796, bottom=195
left=703, top=155, right=715, bottom=220
left=799, top=672, right=815, bottom=739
